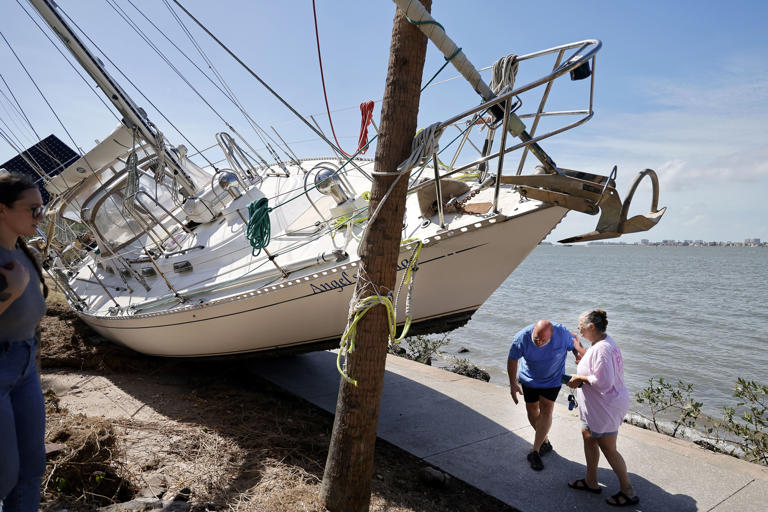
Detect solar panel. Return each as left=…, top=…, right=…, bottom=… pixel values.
left=0, top=134, right=79, bottom=204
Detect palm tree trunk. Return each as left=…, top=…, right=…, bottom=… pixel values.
left=320, top=2, right=431, bottom=511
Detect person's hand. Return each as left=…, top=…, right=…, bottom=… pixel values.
left=0, top=260, right=30, bottom=301
left=567, top=375, right=583, bottom=389
left=510, top=381, right=522, bottom=404
left=571, top=333, right=583, bottom=363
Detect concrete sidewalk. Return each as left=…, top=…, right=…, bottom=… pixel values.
left=248, top=351, right=768, bottom=512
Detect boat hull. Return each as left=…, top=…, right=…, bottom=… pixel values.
left=76, top=205, right=566, bottom=357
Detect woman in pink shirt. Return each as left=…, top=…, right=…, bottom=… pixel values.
left=566, top=309, right=639, bottom=507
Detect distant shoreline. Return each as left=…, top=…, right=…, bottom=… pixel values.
left=541, top=241, right=766, bottom=247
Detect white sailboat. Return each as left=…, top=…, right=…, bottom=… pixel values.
left=5, top=0, right=664, bottom=357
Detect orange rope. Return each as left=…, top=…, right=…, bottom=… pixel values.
left=312, top=0, right=375, bottom=157
left=357, top=100, right=375, bottom=155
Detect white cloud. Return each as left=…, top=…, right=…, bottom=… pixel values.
left=547, top=64, right=768, bottom=196
left=645, top=79, right=768, bottom=115
left=658, top=147, right=768, bottom=191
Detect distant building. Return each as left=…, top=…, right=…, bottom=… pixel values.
left=745, top=238, right=761, bottom=246
left=640, top=239, right=649, bottom=245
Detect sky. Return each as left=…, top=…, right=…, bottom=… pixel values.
left=1, top=0, right=766, bottom=243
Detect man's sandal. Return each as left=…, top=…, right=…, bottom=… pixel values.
left=526, top=451, right=544, bottom=471
left=568, top=479, right=602, bottom=494
left=606, top=491, right=640, bottom=507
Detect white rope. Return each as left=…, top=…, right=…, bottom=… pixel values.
left=489, top=54, right=519, bottom=94
left=123, top=150, right=140, bottom=214
left=393, top=242, right=420, bottom=325
left=395, top=122, right=444, bottom=174
left=359, top=123, right=443, bottom=255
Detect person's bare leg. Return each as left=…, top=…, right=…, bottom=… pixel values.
left=597, top=435, right=634, bottom=498
left=525, top=401, right=540, bottom=449
left=531, top=397, right=554, bottom=452
left=582, top=428, right=600, bottom=488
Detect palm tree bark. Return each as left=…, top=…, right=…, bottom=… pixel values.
left=320, top=2, right=431, bottom=511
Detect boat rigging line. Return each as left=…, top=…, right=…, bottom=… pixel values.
left=116, top=0, right=272, bottom=169
left=311, top=0, right=375, bottom=158
left=0, top=29, right=84, bottom=162
left=0, top=72, right=41, bottom=144
left=169, top=0, right=352, bottom=165
left=103, top=0, right=229, bottom=169
left=0, top=25, right=98, bottom=194
left=160, top=0, right=291, bottom=172
left=16, top=0, right=122, bottom=126
left=0, top=89, right=40, bottom=160
left=53, top=2, right=213, bottom=170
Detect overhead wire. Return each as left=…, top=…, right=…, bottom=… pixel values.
left=160, top=0, right=290, bottom=169
left=55, top=3, right=213, bottom=167
left=120, top=0, right=269, bottom=167
left=16, top=0, right=121, bottom=125
left=311, top=0, right=369, bottom=159
left=169, top=0, right=355, bottom=164
left=0, top=30, right=84, bottom=165
left=104, top=0, right=236, bottom=170
left=13, top=0, right=125, bottom=182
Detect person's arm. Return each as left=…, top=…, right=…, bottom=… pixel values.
left=572, top=334, right=586, bottom=361
left=0, top=260, right=30, bottom=316
left=558, top=324, right=585, bottom=360
left=568, top=348, right=615, bottom=390
left=507, top=358, right=522, bottom=404
left=567, top=374, right=589, bottom=388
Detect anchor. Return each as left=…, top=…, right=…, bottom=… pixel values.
left=499, top=167, right=666, bottom=243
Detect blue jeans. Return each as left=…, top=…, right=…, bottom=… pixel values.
left=0, top=338, right=45, bottom=512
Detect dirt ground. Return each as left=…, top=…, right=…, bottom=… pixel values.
left=37, top=300, right=516, bottom=512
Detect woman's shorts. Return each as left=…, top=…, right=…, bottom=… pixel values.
left=521, top=384, right=561, bottom=403
left=582, top=423, right=618, bottom=438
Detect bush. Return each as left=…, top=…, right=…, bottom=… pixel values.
left=446, top=358, right=490, bottom=382
left=635, top=376, right=767, bottom=466
left=715, top=378, right=768, bottom=465
left=388, top=335, right=448, bottom=366
left=635, top=377, right=702, bottom=437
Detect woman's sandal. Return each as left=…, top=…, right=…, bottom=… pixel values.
left=568, top=478, right=602, bottom=494
left=606, top=490, right=640, bottom=507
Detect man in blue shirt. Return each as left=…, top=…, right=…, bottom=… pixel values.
left=508, top=320, right=584, bottom=471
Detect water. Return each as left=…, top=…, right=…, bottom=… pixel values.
left=439, top=245, right=768, bottom=419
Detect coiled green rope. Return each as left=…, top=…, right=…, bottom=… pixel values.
left=246, top=198, right=273, bottom=257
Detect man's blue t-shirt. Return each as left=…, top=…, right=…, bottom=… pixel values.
left=508, top=322, right=575, bottom=388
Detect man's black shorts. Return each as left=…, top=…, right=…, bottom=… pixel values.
left=521, top=384, right=561, bottom=403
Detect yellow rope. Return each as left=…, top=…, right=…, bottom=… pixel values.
left=336, top=241, right=423, bottom=385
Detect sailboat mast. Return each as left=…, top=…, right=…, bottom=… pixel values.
left=26, top=0, right=198, bottom=196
